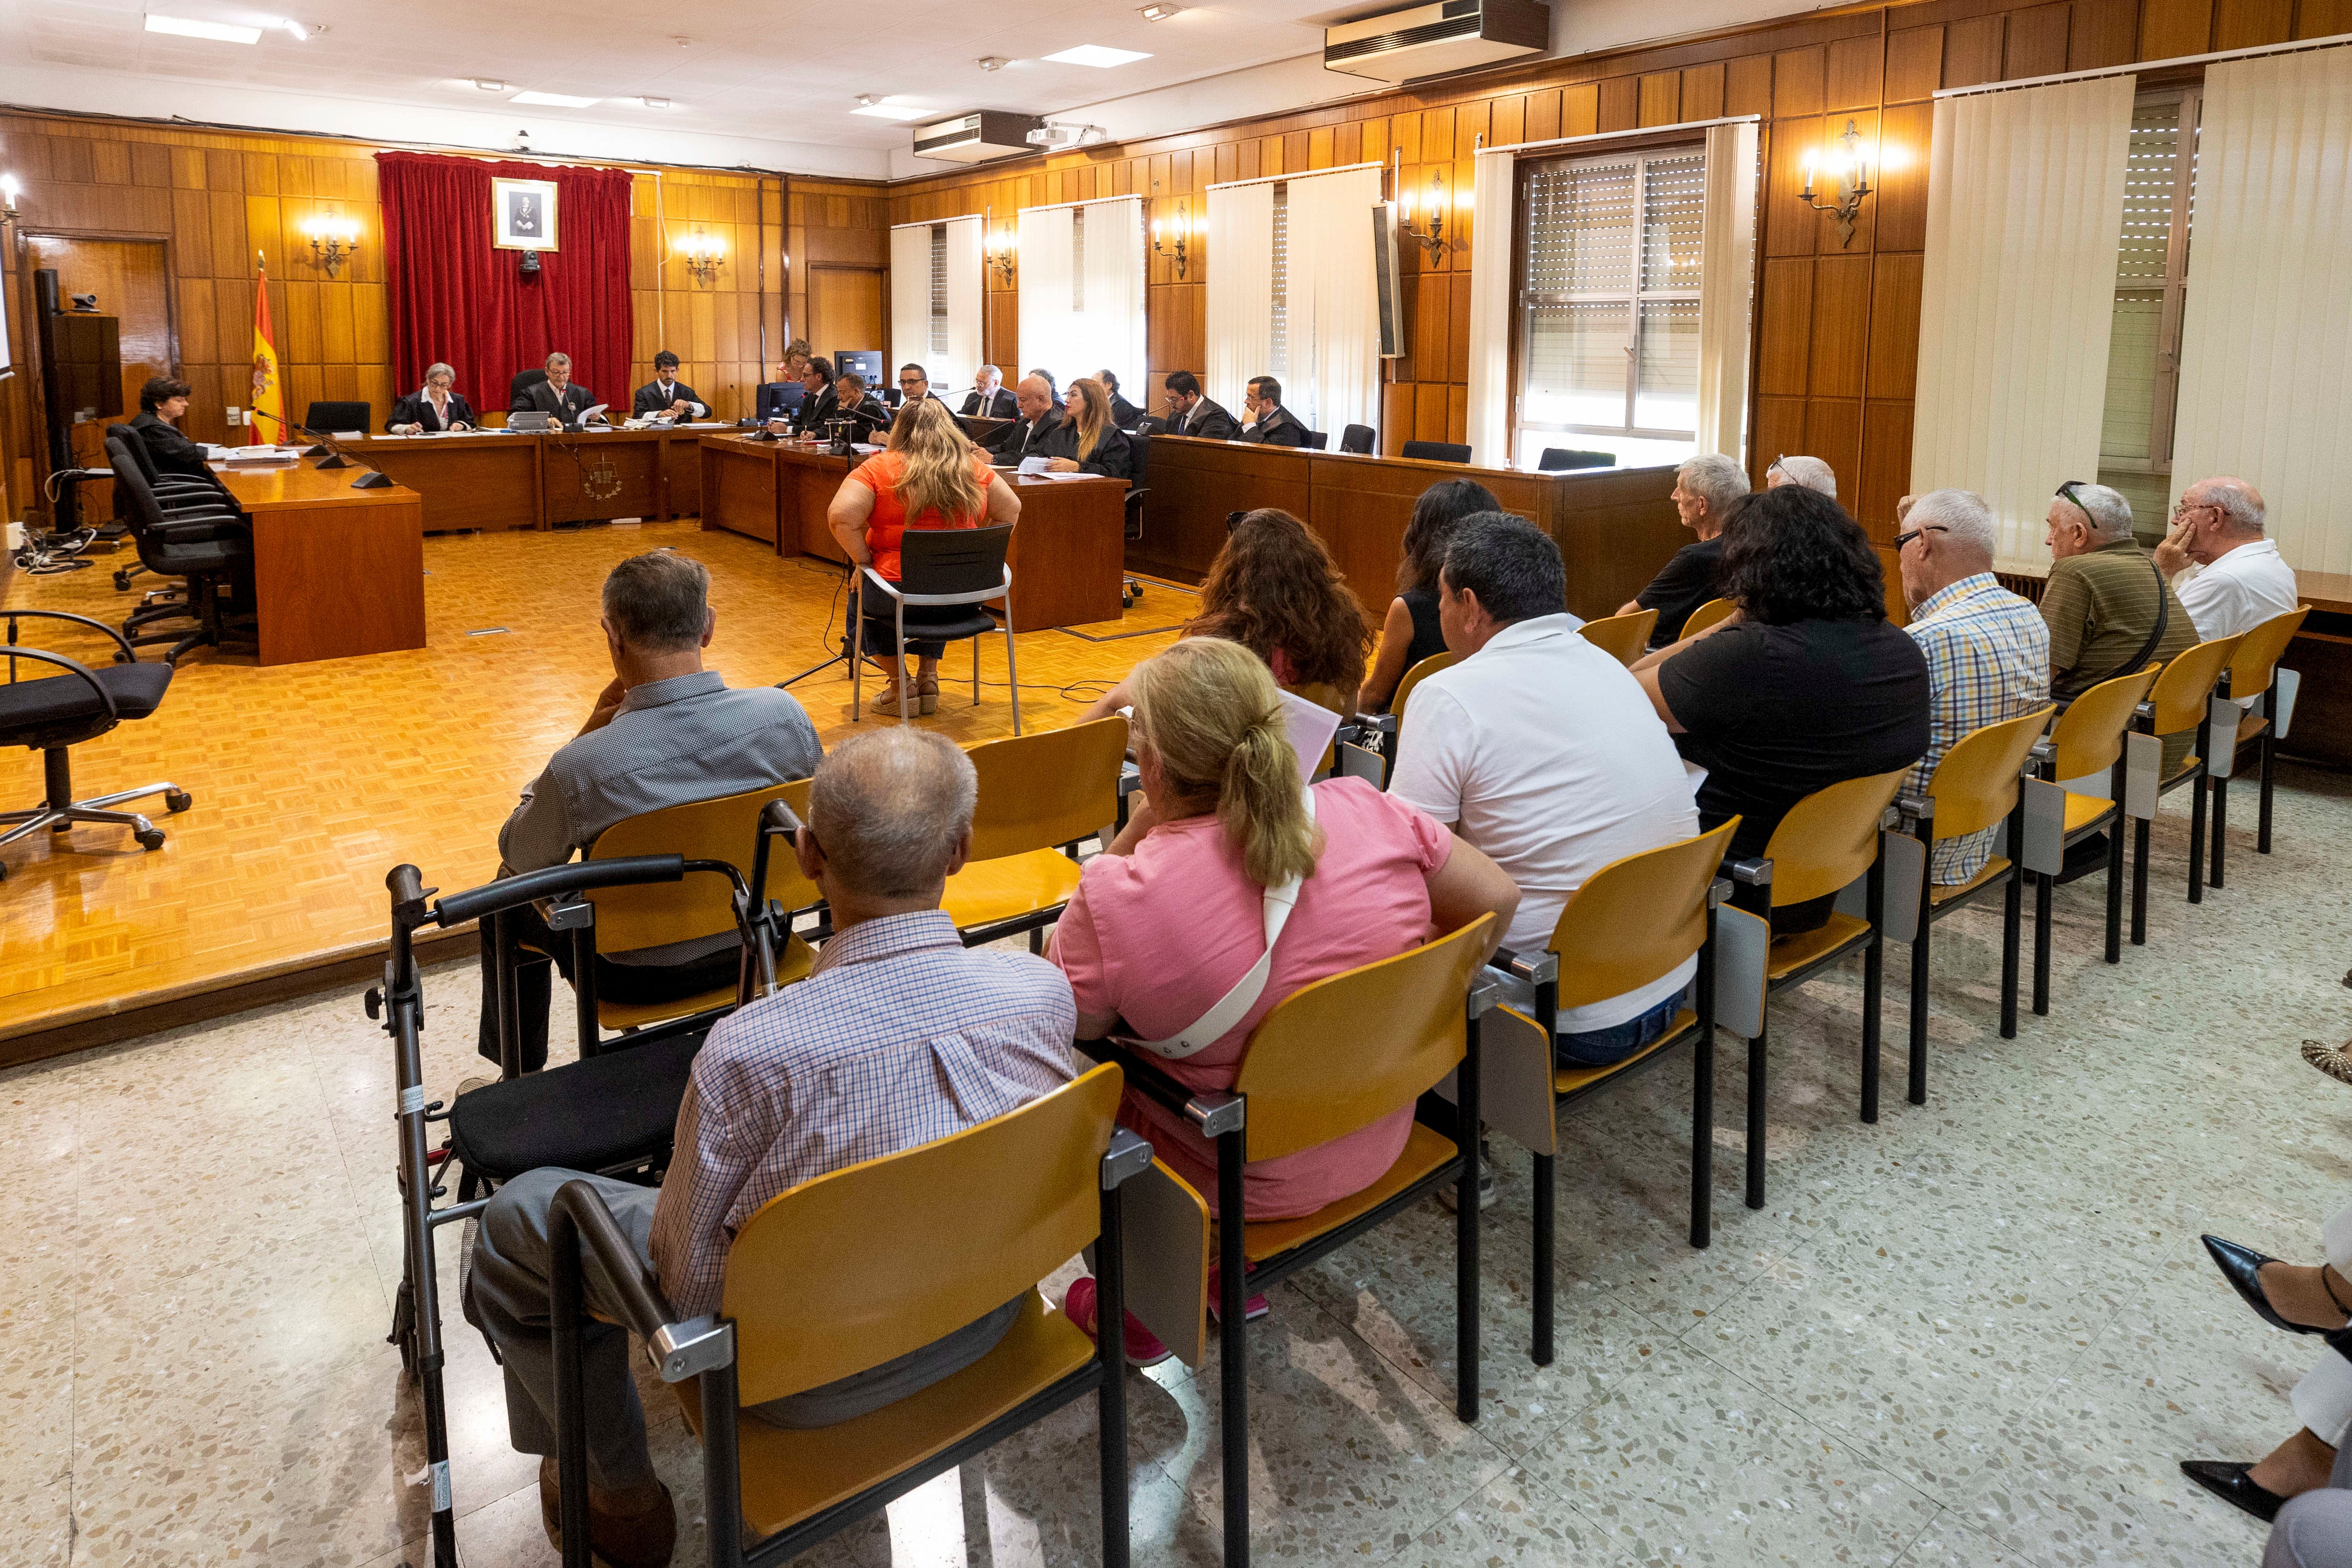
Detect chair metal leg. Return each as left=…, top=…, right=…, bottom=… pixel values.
left=1002, top=614, right=1022, bottom=737
left=1861, top=861, right=1883, bottom=1125
left=1691, top=1021, right=1714, bottom=1247
left=2187, top=761, right=2208, bottom=905
left=2032, top=872, right=2053, bottom=1016
left=1908, top=912, right=1932, bottom=1106
left=1454, top=1024, right=1480, bottom=1425
left=1217, top=1129, right=1248, bottom=1568
left=1096, top=1185, right=1133, bottom=1568
left=895, top=601, right=911, bottom=727
left=2210, top=773, right=2228, bottom=889
left=1532, top=1150, right=1555, bottom=1365
left=2104, top=810, right=2126, bottom=963
left=2131, top=815, right=2151, bottom=946
left=2000, top=871, right=2022, bottom=1040
left=2259, top=722, right=2277, bottom=854
left=972, top=632, right=982, bottom=709
left=1745, top=1020, right=1768, bottom=1210
left=850, top=593, right=865, bottom=721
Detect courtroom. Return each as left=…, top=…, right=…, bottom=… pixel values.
left=5, top=1, right=2352, bottom=1564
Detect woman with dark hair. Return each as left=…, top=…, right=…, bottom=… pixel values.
left=1078, top=509, right=1376, bottom=721
left=128, top=375, right=213, bottom=477
left=1356, top=478, right=1501, bottom=711
left=1631, top=485, right=1929, bottom=894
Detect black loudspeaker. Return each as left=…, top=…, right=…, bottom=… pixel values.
left=519, top=249, right=541, bottom=276
left=351, top=470, right=394, bottom=489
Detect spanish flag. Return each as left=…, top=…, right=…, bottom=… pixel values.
left=249, top=251, right=287, bottom=444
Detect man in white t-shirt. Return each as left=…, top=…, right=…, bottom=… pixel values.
left=2156, top=475, right=2300, bottom=641
left=1389, top=512, right=1701, bottom=1068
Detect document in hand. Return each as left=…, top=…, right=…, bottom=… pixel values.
left=576, top=404, right=610, bottom=426
left=1277, top=689, right=1342, bottom=785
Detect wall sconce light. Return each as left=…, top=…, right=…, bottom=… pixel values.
left=677, top=226, right=725, bottom=286
left=0, top=173, right=21, bottom=221
left=304, top=212, right=360, bottom=277
left=1393, top=154, right=1446, bottom=258
left=1150, top=199, right=1191, bottom=279
left=1801, top=118, right=1875, bottom=248
left=987, top=226, right=1016, bottom=285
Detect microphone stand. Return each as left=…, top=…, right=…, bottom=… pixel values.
left=294, top=426, right=395, bottom=490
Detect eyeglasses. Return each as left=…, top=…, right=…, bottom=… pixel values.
left=2171, top=497, right=2217, bottom=520
left=1767, top=455, right=1789, bottom=483
left=898, top=374, right=925, bottom=385
left=2053, top=480, right=2100, bottom=522
left=1893, top=524, right=1948, bottom=552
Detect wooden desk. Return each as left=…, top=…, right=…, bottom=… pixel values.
left=1140, top=439, right=1684, bottom=621
left=343, top=426, right=722, bottom=532
left=697, top=435, right=1129, bottom=630
left=214, top=458, right=426, bottom=666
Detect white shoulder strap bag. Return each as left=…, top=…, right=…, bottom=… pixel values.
left=1126, top=787, right=1317, bottom=1061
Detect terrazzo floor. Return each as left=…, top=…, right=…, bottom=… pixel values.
left=5, top=764, right=2350, bottom=1568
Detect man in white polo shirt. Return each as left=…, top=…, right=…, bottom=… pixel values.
left=1389, top=512, right=1701, bottom=1069
left=2156, top=475, right=2299, bottom=640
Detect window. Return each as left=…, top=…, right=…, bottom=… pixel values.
left=1516, top=147, right=1705, bottom=468
left=2098, top=88, right=2200, bottom=538
left=1269, top=182, right=1289, bottom=379
left=927, top=225, right=949, bottom=358
left=1072, top=205, right=1087, bottom=313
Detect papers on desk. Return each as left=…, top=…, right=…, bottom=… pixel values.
left=1017, top=455, right=1050, bottom=475
left=223, top=445, right=303, bottom=466
left=577, top=404, right=610, bottom=425
left=1013, top=455, right=1088, bottom=480
left=331, top=429, right=364, bottom=439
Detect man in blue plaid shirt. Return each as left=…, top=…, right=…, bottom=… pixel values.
left=465, top=728, right=1076, bottom=1567
left=1893, top=489, right=2051, bottom=884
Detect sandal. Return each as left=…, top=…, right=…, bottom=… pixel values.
left=2304, top=1039, right=2352, bottom=1085
left=917, top=678, right=940, bottom=716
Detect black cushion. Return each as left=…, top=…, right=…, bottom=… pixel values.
left=0, top=660, right=172, bottom=737
left=865, top=611, right=999, bottom=643
left=155, top=536, right=251, bottom=573
left=447, top=1027, right=708, bottom=1180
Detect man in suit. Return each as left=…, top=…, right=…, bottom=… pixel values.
left=1239, top=375, right=1309, bottom=447
left=1152, top=370, right=1238, bottom=441
left=782, top=358, right=838, bottom=436
left=827, top=373, right=894, bottom=442
left=896, top=364, right=951, bottom=412
left=389, top=363, right=476, bottom=432
left=514, top=353, right=597, bottom=426
left=632, top=351, right=708, bottom=420
left=959, top=365, right=1017, bottom=419
left=979, top=374, right=1062, bottom=460
left=1096, top=369, right=1143, bottom=428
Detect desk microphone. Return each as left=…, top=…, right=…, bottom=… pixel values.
left=295, top=426, right=395, bottom=490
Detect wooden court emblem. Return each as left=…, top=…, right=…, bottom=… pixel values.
left=582, top=455, right=621, bottom=502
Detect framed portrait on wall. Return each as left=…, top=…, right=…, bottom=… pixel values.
left=492, top=178, right=559, bottom=251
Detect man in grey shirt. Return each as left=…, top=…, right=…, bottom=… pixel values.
left=480, top=549, right=824, bottom=1070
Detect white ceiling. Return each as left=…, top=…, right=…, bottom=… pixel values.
left=0, top=0, right=1357, bottom=160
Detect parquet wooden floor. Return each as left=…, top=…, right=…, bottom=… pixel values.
left=0, top=522, right=1193, bottom=1046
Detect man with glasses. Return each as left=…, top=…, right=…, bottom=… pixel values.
left=2042, top=480, right=2197, bottom=773
left=959, top=365, right=1018, bottom=419
left=1893, top=489, right=2049, bottom=884
left=1765, top=454, right=1838, bottom=500
left=895, top=364, right=950, bottom=413
left=2154, top=475, right=2298, bottom=641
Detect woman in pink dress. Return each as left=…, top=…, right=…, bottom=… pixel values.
left=1052, top=637, right=1516, bottom=1359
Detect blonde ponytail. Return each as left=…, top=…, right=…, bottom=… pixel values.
left=1130, top=638, right=1322, bottom=888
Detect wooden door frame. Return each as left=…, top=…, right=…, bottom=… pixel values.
left=16, top=229, right=180, bottom=515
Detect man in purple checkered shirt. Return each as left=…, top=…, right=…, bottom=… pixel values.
left=464, top=728, right=1076, bottom=1566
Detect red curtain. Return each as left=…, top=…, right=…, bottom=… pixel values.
left=375, top=151, right=635, bottom=417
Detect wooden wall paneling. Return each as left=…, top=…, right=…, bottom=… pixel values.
left=1381, top=383, right=1415, bottom=456
left=1859, top=399, right=1914, bottom=527
left=1766, top=115, right=1824, bottom=257
left=2005, top=2, right=2074, bottom=74
left=1775, top=46, right=1829, bottom=115
left=2296, top=0, right=2352, bottom=36
left=1526, top=87, right=1563, bottom=142
left=1752, top=396, right=1809, bottom=487
left=1447, top=273, right=1474, bottom=384
left=2071, top=0, right=2142, bottom=63
left=1826, top=35, right=1884, bottom=109
left=1875, top=102, right=1936, bottom=250
left=1412, top=383, right=1452, bottom=443
left=1757, top=259, right=1816, bottom=395
left=1885, top=26, right=1946, bottom=99
left=1492, top=93, right=1528, bottom=147
left=1943, top=14, right=2008, bottom=85
left=2142, top=0, right=2217, bottom=54
left=1638, top=72, right=1682, bottom=127
left=1682, top=62, right=1729, bottom=121
left=1802, top=398, right=1863, bottom=498
left=1808, top=254, right=1873, bottom=397
left=1598, top=77, right=1641, bottom=134
left=1446, top=384, right=1469, bottom=446
left=2214, top=0, right=2294, bottom=47
left=1726, top=54, right=1776, bottom=117
left=1867, top=252, right=1925, bottom=400
left=1563, top=82, right=1601, bottom=137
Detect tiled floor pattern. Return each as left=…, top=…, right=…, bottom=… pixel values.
left=4, top=764, right=2348, bottom=1567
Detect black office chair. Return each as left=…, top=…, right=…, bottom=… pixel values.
left=1122, top=431, right=1150, bottom=608
left=1305, top=429, right=1329, bottom=450
left=854, top=525, right=1021, bottom=731
left=1402, top=440, right=1472, bottom=464
left=1340, top=424, right=1376, bottom=454
left=102, top=422, right=234, bottom=593
left=0, top=609, right=191, bottom=880
left=302, top=400, right=371, bottom=434
left=107, top=445, right=256, bottom=666
left=1539, top=448, right=1617, bottom=471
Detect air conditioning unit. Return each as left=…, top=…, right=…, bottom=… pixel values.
left=1324, top=0, right=1549, bottom=85
left=912, top=110, right=1047, bottom=164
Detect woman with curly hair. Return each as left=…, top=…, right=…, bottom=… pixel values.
left=1079, top=508, right=1375, bottom=721
left=1357, top=478, right=1500, bottom=712
left=1630, top=485, right=1929, bottom=919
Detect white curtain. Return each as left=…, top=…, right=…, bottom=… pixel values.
left=889, top=216, right=984, bottom=392
left=1016, top=204, right=1076, bottom=392
left=1912, top=75, right=2136, bottom=573
left=1284, top=165, right=1384, bottom=438
left=1695, top=121, right=1760, bottom=461
left=1206, top=181, right=1274, bottom=413
left=2170, top=46, right=2352, bottom=574
left=1465, top=146, right=1518, bottom=466
left=1077, top=196, right=1147, bottom=396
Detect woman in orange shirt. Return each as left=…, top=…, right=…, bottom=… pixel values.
left=827, top=396, right=1022, bottom=714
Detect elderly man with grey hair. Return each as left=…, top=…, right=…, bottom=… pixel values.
left=388, top=361, right=475, bottom=432
left=465, top=726, right=1078, bottom=1567
left=2155, top=474, right=2299, bottom=640
left=2041, top=481, right=2198, bottom=794
left=513, top=350, right=598, bottom=425
left=1894, top=488, right=2050, bottom=882
left=1767, top=454, right=1838, bottom=500
left=481, top=549, right=823, bottom=1071
left=1618, top=451, right=1750, bottom=647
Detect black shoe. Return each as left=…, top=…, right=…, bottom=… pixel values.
left=2204, top=1234, right=2327, bottom=1334
left=2180, top=1459, right=2287, bottom=1523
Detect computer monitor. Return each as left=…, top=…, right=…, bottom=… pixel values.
left=754, top=382, right=806, bottom=420
left=833, top=350, right=884, bottom=384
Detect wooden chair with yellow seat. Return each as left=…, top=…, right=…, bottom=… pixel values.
left=1891, top=705, right=2052, bottom=1105
left=1085, top=914, right=1500, bottom=1568
left=2127, top=631, right=2245, bottom=943
left=494, top=781, right=824, bottom=1072
left=2025, top=666, right=2161, bottom=1015
left=542, top=1063, right=1154, bottom=1568
left=943, top=717, right=1129, bottom=950
left=1679, top=597, right=1737, bottom=639
left=1723, top=766, right=1909, bottom=1204
left=1576, top=608, right=1658, bottom=666
left=2207, top=606, right=2309, bottom=890
left=1481, top=820, right=1738, bottom=1366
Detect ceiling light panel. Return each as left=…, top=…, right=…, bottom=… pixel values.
left=510, top=90, right=601, bottom=107
left=851, top=100, right=929, bottom=120
left=144, top=14, right=264, bottom=44
left=1041, top=44, right=1152, bottom=67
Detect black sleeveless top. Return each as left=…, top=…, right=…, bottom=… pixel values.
left=1400, top=587, right=1447, bottom=668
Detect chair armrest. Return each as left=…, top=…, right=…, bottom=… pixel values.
left=1710, top=876, right=1731, bottom=909
left=1488, top=948, right=1558, bottom=987
left=1895, top=794, right=1935, bottom=823
left=859, top=566, right=903, bottom=601
left=431, top=854, right=686, bottom=927
left=4, top=608, right=141, bottom=666
left=1076, top=1036, right=1207, bottom=1121
left=548, top=1181, right=734, bottom=1382
left=1102, top=1126, right=1154, bottom=1190
left=1726, top=855, right=1772, bottom=887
